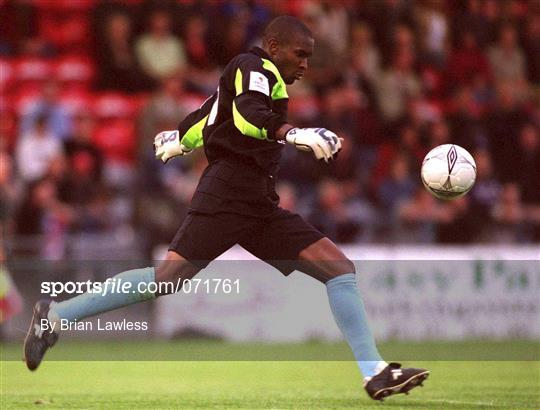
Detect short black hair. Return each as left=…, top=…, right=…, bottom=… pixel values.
left=263, top=15, right=312, bottom=45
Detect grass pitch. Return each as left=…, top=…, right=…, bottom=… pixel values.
left=1, top=341, right=539, bottom=409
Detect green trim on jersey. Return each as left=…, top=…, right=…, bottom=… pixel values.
left=261, top=58, right=289, bottom=100
left=234, top=68, right=243, bottom=96
left=180, top=115, right=208, bottom=149
left=232, top=101, right=268, bottom=140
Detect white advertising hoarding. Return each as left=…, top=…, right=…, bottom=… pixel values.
left=156, top=246, right=539, bottom=341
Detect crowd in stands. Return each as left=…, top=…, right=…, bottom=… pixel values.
left=1, top=0, right=539, bottom=258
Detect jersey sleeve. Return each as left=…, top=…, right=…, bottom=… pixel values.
left=176, top=93, right=216, bottom=150
left=231, top=57, right=288, bottom=141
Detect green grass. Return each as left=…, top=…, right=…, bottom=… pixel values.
left=1, top=342, right=539, bottom=409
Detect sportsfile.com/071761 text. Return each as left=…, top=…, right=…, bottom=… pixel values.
left=41, top=278, right=241, bottom=297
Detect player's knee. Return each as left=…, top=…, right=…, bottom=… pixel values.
left=328, top=258, right=356, bottom=277
left=155, top=253, right=200, bottom=287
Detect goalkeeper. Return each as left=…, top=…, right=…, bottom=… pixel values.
left=24, top=16, right=428, bottom=401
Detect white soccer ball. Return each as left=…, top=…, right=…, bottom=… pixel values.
left=421, top=144, right=476, bottom=200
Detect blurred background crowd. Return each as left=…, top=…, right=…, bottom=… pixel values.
left=1, top=0, right=539, bottom=260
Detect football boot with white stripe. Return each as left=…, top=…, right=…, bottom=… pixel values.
left=364, top=362, right=429, bottom=401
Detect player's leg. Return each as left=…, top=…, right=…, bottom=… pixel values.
left=24, top=251, right=199, bottom=370
left=298, top=238, right=429, bottom=401
left=297, top=238, right=387, bottom=377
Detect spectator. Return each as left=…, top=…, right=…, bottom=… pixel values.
left=62, top=114, right=105, bottom=206
left=16, top=114, right=62, bottom=183
left=64, top=114, right=103, bottom=183
left=517, top=124, right=540, bottom=205
left=302, top=11, right=343, bottom=94
left=95, top=11, right=155, bottom=93
left=414, top=0, right=449, bottom=67
left=427, top=118, right=451, bottom=148
left=304, top=0, right=350, bottom=57
left=179, top=13, right=220, bottom=94
left=453, top=0, right=490, bottom=48
left=231, top=0, right=272, bottom=44
left=377, top=154, right=416, bottom=213
left=183, top=15, right=211, bottom=69
left=392, top=24, right=417, bottom=55
left=313, top=132, right=366, bottom=213
left=20, top=81, right=72, bottom=141
left=376, top=48, right=422, bottom=122
left=371, top=124, right=425, bottom=192
left=436, top=197, right=476, bottom=243
left=480, top=0, right=503, bottom=44
left=220, top=17, right=251, bottom=67
left=445, top=31, right=491, bottom=91
left=523, top=14, right=540, bottom=85
left=0, top=0, right=44, bottom=56
left=397, top=187, right=450, bottom=243
left=488, top=24, right=527, bottom=85
left=484, top=83, right=530, bottom=182
left=316, top=131, right=360, bottom=190
left=343, top=50, right=381, bottom=146
left=93, top=118, right=137, bottom=191
left=367, top=0, right=414, bottom=56
left=139, top=75, right=190, bottom=148
left=491, top=183, right=526, bottom=242
left=136, top=10, right=187, bottom=81
left=320, top=83, right=362, bottom=137
left=15, top=177, right=73, bottom=243
left=0, top=151, right=22, bottom=237
left=349, top=22, right=381, bottom=83
left=308, top=179, right=361, bottom=243
left=446, top=86, right=485, bottom=152
left=468, top=149, right=502, bottom=240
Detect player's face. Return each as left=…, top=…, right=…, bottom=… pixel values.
left=273, top=34, right=314, bottom=84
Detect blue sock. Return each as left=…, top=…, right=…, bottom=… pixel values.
left=326, top=273, right=385, bottom=378
left=50, top=267, right=156, bottom=322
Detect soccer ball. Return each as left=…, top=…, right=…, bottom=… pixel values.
left=421, top=144, right=476, bottom=200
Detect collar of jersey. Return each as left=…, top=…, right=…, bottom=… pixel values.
left=249, top=46, right=272, bottom=61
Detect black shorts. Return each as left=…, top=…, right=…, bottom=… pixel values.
left=169, top=208, right=325, bottom=275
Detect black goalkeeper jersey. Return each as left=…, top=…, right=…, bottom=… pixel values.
left=176, top=47, right=289, bottom=176
left=175, top=47, right=291, bottom=216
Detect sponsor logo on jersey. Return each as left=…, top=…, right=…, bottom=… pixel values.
left=249, top=71, right=270, bottom=96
